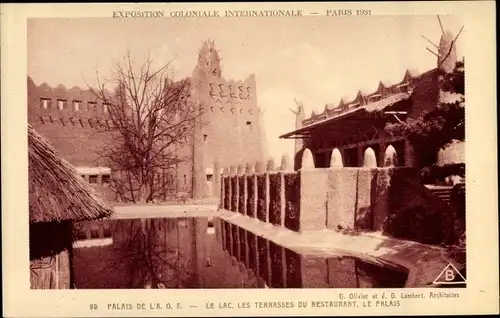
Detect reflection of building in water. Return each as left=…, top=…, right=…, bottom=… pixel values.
left=73, top=218, right=209, bottom=288
left=73, top=219, right=113, bottom=248
left=28, top=40, right=267, bottom=202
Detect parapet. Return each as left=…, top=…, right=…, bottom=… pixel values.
left=301, top=68, right=420, bottom=127
left=28, top=76, right=113, bottom=119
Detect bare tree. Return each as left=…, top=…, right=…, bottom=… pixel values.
left=89, top=52, right=202, bottom=204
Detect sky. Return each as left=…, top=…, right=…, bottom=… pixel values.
left=27, top=15, right=463, bottom=163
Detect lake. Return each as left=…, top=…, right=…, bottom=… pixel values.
left=72, top=217, right=409, bottom=289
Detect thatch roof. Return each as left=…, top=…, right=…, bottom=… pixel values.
left=28, top=124, right=113, bottom=223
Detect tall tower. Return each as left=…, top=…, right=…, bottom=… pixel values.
left=190, top=40, right=225, bottom=199
left=191, top=41, right=212, bottom=199
left=190, top=40, right=267, bottom=198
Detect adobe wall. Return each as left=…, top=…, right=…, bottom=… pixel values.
left=191, top=44, right=267, bottom=170
left=200, top=74, right=265, bottom=168
left=27, top=77, right=113, bottom=167
left=28, top=76, right=193, bottom=200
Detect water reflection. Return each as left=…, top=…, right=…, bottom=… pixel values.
left=73, top=218, right=409, bottom=289
left=327, top=257, right=408, bottom=288
left=73, top=218, right=209, bottom=289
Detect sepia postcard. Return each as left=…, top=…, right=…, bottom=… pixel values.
left=1, top=1, right=498, bottom=317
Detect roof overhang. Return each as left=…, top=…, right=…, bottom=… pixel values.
left=279, top=92, right=411, bottom=139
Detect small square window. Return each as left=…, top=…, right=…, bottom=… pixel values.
left=89, top=175, right=98, bottom=184
left=102, top=174, right=111, bottom=184
left=103, top=103, right=110, bottom=113
left=73, top=100, right=81, bottom=111
left=88, top=102, right=97, bottom=112
left=57, top=99, right=67, bottom=110
left=40, top=98, right=51, bottom=109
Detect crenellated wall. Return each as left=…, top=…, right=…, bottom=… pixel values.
left=28, top=76, right=114, bottom=166
left=302, top=68, right=419, bottom=128
left=288, top=30, right=461, bottom=173
left=299, top=28, right=459, bottom=129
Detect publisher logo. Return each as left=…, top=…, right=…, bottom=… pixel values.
left=433, top=263, right=466, bottom=285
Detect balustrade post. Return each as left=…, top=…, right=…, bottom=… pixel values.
left=255, top=161, right=266, bottom=222
left=222, top=168, right=230, bottom=210
left=279, top=154, right=292, bottom=227
left=268, top=156, right=284, bottom=227
left=237, top=164, right=246, bottom=215
left=229, top=166, right=237, bottom=212
left=245, top=162, right=257, bottom=218
left=264, top=158, right=275, bottom=224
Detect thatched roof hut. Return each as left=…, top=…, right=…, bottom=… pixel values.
left=28, top=124, right=113, bottom=289
left=29, top=124, right=113, bottom=223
